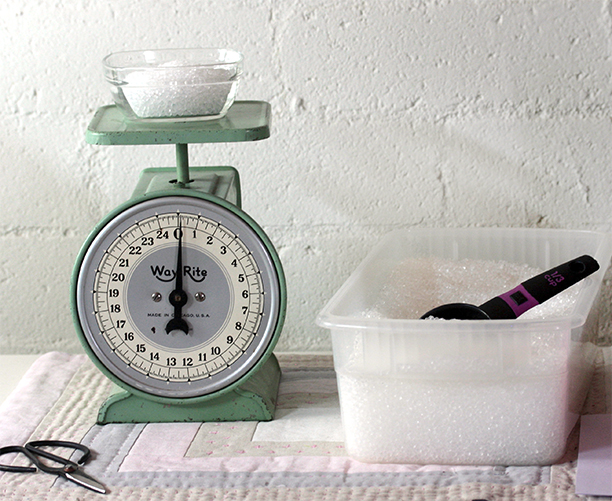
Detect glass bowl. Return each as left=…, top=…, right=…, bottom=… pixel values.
left=103, top=48, right=243, bottom=122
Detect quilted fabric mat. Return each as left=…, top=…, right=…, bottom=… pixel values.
left=0, top=351, right=609, bottom=500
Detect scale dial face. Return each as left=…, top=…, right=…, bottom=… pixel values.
left=74, top=195, right=283, bottom=399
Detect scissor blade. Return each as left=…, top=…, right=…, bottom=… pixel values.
left=64, top=469, right=107, bottom=494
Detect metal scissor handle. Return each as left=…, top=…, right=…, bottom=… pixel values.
left=0, top=440, right=88, bottom=473
left=0, top=445, right=38, bottom=473
left=26, top=440, right=91, bottom=471
left=0, top=440, right=106, bottom=494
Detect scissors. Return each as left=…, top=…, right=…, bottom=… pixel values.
left=0, top=440, right=106, bottom=494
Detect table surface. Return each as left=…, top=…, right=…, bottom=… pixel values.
left=0, top=355, right=41, bottom=406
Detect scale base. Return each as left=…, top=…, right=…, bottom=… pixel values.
left=97, top=354, right=281, bottom=424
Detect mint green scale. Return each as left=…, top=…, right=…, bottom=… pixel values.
left=71, top=102, right=286, bottom=424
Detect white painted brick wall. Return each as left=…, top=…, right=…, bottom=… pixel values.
left=1, top=0, right=612, bottom=353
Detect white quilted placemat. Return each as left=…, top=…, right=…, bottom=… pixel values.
left=0, top=351, right=609, bottom=500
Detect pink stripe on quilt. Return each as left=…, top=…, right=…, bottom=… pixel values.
left=120, top=423, right=495, bottom=474
left=120, top=452, right=495, bottom=474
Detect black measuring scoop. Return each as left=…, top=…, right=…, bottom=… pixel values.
left=420, top=255, right=599, bottom=320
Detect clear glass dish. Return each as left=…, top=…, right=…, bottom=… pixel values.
left=103, top=48, right=243, bottom=122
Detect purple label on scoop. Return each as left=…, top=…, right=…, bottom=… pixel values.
left=498, top=284, right=540, bottom=317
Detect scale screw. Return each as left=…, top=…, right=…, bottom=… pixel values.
left=194, top=292, right=206, bottom=302
left=151, top=292, right=162, bottom=303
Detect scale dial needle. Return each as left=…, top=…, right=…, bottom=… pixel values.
left=165, top=217, right=190, bottom=335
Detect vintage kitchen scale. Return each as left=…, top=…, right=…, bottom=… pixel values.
left=71, top=49, right=286, bottom=424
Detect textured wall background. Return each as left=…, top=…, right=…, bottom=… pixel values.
left=2, top=0, right=612, bottom=353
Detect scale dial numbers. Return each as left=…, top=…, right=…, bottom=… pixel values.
left=75, top=196, right=283, bottom=399
left=95, top=213, right=261, bottom=379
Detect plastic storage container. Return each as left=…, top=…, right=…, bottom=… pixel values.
left=316, top=228, right=612, bottom=465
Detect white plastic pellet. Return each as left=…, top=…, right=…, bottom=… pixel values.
left=121, top=65, right=235, bottom=119
left=337, top=257, right=582, bottom=465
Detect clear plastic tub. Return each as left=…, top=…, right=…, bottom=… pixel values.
left=316, top=227, right=612, bottom=465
